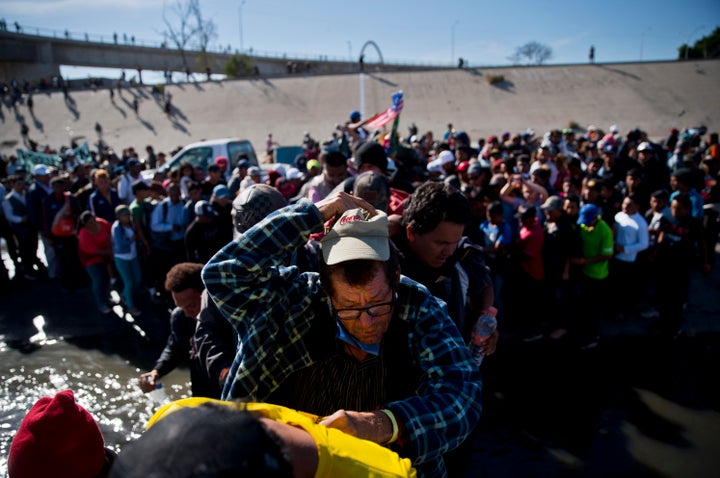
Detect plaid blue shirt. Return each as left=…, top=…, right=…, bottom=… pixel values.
left=202, top=200, right=482, bottom=473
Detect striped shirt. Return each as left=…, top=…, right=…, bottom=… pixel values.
left=202, top=200, right=482, bottom=477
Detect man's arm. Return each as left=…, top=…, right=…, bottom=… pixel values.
left=138, top=308, right=193, bottom=392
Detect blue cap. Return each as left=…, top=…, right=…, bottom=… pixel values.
left=350, top=109, right=361, bottom=121
left=578, top=204, right=600, bottom=226
left=212, top=184, right=230, bottom=199
left=237, top=160, right=251, bottom=169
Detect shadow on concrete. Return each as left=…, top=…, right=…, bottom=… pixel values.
left=31, top=114, right=44, bottom=132
left=112, top=100, right=127, bottom=118
left=597, top=64, right=642, bottom=81
left=139, top=117, right=156, bottom=135
left=492, top=79, right=516, bottom=93
left=464, top=68, right=483, bottom=77
left=172, top=105, right=189, bottom=124
left=368, top=73, right=399, bottom=88
left=65, top=97, right=80, bottom=119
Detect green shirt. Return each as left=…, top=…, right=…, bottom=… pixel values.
left=580, top=218, right=614, bottom=279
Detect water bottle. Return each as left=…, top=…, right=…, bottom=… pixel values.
left=147, top=382, right=170, bottom=405
left=468, top=307, right=498, bottom=367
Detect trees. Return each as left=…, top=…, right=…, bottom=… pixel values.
left=678, top=26, right=720, bottom=60
left=223, top=54, right=255, bottom=78
left=162, top=0, right=218, bottom=76
left=509, top=41, right=553, bottom=65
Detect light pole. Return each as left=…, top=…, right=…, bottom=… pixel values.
left=683, top=25, right=704, bottom=60
left=238, top=0, right=247, bottom=53
left=451, top=20, right=459, bottom=66
left=639, top=27, right=651, bottom=61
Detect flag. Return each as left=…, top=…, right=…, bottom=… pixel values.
left=365, top=90, right=404, bottom=131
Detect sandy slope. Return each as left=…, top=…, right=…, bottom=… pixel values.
left=1, top=59, right=718, bottom=157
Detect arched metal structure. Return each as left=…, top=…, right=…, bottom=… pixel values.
left=359, top=41, right=384, bottom=63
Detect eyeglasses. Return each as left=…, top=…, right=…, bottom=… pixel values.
left=331, top=295, right=395, bottom=321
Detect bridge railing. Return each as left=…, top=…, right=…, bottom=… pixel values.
left=2, top=22, right=452, bottom=68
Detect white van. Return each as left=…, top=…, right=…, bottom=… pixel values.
left=142, top=138, right=259, bottom=182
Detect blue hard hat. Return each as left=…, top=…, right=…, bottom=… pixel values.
left=350, top=110, right=361, bottom=121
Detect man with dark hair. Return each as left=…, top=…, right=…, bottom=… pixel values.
left=306, top=151, right=348, bottom=202
left=203, top=192, right=482, bottom=477
left=392, top=182, right=495, bottom=342
left=388, top=182, right=495, bottom=477
left=138, top=262, right=231, bottom=399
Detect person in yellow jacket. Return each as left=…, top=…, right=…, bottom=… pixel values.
left=109, top=398, right=416, bottom=478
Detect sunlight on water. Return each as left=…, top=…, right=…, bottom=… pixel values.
left=0, top=339, right=190, bottom=475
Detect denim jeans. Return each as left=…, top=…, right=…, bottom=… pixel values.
left=114, top=256, right=142, bottom=309
left=85, top=262, right=110, bottom=311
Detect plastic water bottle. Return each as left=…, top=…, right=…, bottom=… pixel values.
left=468, top=307, right=498, bottom=367
left=147, top=382, right=170, bottom=405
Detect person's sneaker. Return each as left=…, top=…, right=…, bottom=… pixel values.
left=128, top=307, right=142, bottom=317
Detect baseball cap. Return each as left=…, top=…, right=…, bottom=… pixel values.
left=456, top=161, right=470, bottom=173
left=286, top=167, right=302, bottom=180
left=349, top=110, right=361, bottom=122
left=437, top=150, right=455, bottom=166
left=306, top=159, right=320, bottom=171
left=577, top=204, right=600, bottom=226
left=353, top=171, right=390, bottom=212
left=237, top=160, right=251, bottom=169
left=540, top=195, right=563, bottom=211
left=212, top=184, right=230, bottom=199
left=8, top=390, right=108, bottom=478
left=321, top=208, right=390, bottom=266
left=354, top=141, right=388, bottom=172
left=247, top=166, right=261, bottom=176
left=637, top=142, right=652, bottom=152
left=194, top=200, right=217, bottom=218
left=232, top=184, right=286, bottom=236
left=32, top=164, right=48, bottom=176
left=126, top=158, right=141, bottom=168
left=214, top=156, right=229, bottom=167
left=115, top=205, right=131, bottom=217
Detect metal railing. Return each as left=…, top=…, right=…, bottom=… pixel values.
left=1, top=21, right=453, bottom=68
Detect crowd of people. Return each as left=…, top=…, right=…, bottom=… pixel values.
left=2, top=116, right=719, bottom=477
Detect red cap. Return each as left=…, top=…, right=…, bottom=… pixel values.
left=214, top=156, right=228, bottom=167
left=456, top=161, right=470, bottom=172
left=8, top=390, right=106, bottom=478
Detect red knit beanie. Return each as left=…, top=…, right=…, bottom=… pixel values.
left=8, top=390, right=106, bottom=478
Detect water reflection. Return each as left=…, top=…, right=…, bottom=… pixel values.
left=0, top=338, right=190, bottom=475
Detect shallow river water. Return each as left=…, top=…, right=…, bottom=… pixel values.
left=0, top=322, right=190, bottom=474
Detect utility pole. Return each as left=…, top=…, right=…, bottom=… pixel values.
left=239, top=0, right=247, bottom=52
left=451, top=20, right=459, bottom=66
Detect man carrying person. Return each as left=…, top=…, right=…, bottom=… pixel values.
left=202, top=192, right=482, bottom=477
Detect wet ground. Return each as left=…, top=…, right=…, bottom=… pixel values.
left=1, top=247, right=719, bottom=477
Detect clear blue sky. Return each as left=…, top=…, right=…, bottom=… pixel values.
left=2, top=0, right=718, bottom=78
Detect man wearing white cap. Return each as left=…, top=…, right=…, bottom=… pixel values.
left=203, top=192, right=482, bottom=478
